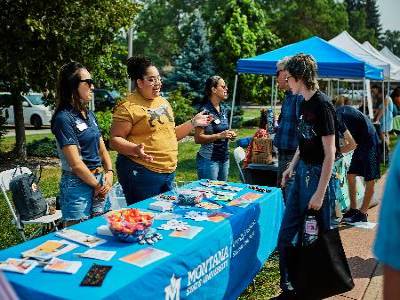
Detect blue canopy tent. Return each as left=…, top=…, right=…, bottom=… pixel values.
left=229, top=36, right=384, bottom=127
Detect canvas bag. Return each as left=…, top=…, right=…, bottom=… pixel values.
left=290, top=212, right=354, bottom=299
left=9, top=166, right=48, bottom=221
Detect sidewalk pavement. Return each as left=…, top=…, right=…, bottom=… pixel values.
left=328, top=174, right=386, bottom=300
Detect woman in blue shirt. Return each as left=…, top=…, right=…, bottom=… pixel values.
left=194, top=76, right=236, bottom=181
left=51, top=62, right=113, bottom=225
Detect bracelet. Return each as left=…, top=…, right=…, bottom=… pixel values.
left=106, top=169, right=115, bottom=174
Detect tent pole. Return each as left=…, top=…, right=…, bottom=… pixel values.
left=382, top=80, right=386, bottom=166
left=229, top=74, right=239, bottom=129
left=271, top=76, right=275, bottom=108
left=363, top=78, right=366, bottom=115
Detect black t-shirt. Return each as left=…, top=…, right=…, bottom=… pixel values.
left=336, top=105, right=377, bottom=149
left=298, top=91, right=339, bottom=165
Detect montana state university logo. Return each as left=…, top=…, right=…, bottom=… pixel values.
left=164, top=274, right=181, bottom=300
left=146, top=104, right=173, bottom=127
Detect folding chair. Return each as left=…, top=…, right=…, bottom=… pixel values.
left=233, top=146, right=247, bottom=183
left=0, top=167, right=62, bottom=241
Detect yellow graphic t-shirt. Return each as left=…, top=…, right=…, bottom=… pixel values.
left=112, top=91, right=178, bottom=173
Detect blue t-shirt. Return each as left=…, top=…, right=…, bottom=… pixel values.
left=197, top=101, right=229, bottom=162
left=51, top=106, right=102, bottom=171
left=374, top=143, right=400, bottom=271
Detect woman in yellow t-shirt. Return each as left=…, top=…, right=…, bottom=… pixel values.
left=110, top=56, right=211, bottom=205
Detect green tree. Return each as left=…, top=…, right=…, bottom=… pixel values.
left=132, top=0, right=202, bottom=67
left=0, top=0, right=138, bottom=159
left=263, top=0, right=348, bottom=45
left=206, top=0, right=280, bottom=104
left=381, top=30, right=400, bottom=57
left=164, top=9, right=215, bottom=103
left=365, top=0, right=382, bottom=46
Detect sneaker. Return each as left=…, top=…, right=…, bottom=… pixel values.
left=342, top=208, right=358, bottom=219
left=344, top=210, right=368, bottom=223
left=270, top=290, right=298, bottom=300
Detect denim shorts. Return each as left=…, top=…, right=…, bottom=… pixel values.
left=59, top=171, right=109, bottom=221
left=196, top=153, right=229, bottom=181
left=116, top=154, right=176, bottom=205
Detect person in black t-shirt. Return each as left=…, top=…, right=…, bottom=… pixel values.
left=274, top=54, right=340, bottom=300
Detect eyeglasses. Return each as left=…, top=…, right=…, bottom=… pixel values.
left=285, top=76, right=293, bottom=82
left=218, top=85, right=228, bottom=90
left=143, top=76, right=162, bottom=86
left=79, top=79, right=94, bottom=87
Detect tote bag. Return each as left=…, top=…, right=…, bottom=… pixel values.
left=292, top=218, right=354, bottom=299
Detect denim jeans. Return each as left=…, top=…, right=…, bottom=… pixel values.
left=59, top=171, right=109, bottom=221
left=278, top=150, right=296, bottom=203
left=116, top=154, right=175, bottom=205
left=278, top=160, right=338, bottom=292
left=196, top=153, right=229, bottom=181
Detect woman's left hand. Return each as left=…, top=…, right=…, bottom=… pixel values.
left=104, top=171, right=114, bottom=192
left=192, top=111, right=213, bottom=127
left=308, top=191, right=324, bottom=211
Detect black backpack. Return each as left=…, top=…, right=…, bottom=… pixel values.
left=9, top=167, right=48, bottom=221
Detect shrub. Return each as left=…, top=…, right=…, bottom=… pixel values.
left=242, top=117, right=260, bottom=127
left=95, top=110, right=113, bottom=143
left=168, top=89, right=196, bottom=125
left=26, top=137, right=58, bottom=157
left=225, top=104, right=244, bottom=129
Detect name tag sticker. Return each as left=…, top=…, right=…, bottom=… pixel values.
left=76, top=122, right=88, bottom=131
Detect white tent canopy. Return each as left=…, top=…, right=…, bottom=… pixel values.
left=329, top=31, right=397, bottom=80
left=380, top=46, right=400, bottom=67
left=363, top=41, right=400, bottom=81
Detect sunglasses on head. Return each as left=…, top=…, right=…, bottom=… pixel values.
left=79, top=79, right=94, bottom=86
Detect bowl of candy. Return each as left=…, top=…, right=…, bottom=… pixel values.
left=105, top=208, right=154, bottom=243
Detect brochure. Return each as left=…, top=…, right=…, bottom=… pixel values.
left=76, top=249, right=116, bottom=261
left=21, top=240, right=78, bottom=261
left=0, top=258, right=38, bottom=274
left=56, top=229, right=106, bottom=248
left=43, top=257, right=82, bottom=274
left=169, top=225, right=203, bottom=239
left=120, top=247, right=170, bottom=268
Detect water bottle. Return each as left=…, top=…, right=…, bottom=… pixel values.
left=266, top=108, right=275, bottom=134
left=303, top=214, right=319, bottom=246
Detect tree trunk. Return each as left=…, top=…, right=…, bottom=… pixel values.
left=11, top=91, right=27, bottom=160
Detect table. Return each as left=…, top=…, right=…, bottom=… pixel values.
left=0, top=181, right=284, bottom=300
left=245, top=160, right=279, bottom=187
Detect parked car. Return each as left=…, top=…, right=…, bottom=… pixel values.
left=0, top=92, right=52, bottom=129
left=341, top=90, right=365, bottom=102
left=93, top=89, right=121, bottom=111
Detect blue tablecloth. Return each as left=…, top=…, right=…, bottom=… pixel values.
left=0, top=181, right=284, bottom=300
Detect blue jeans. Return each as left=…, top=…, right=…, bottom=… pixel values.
left=116, top=154, right=175, bottom=205
left=196, top=153, right=229, bottom=181
left=278, top=150, right=296, bottom=203
left=278, top=160, right=338, bottom=292
left=59, top=171, right=109, bottom=221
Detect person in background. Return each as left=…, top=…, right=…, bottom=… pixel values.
left=110, top=56, right=211, bottom=204
left=334, top=96, right=380, bottom=223
left=373, top=85, right=393, bottom=159
left=194, top=75, right=236, bottom=181
left=275, top=54, right=339, bottom=300
left=374, top=143, right=400, bottom=300
left=390, top=87, right=400, bottom=117
left=273, top=56, right=303, bottom=202
left=51, top=61, right=113, bottom=225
